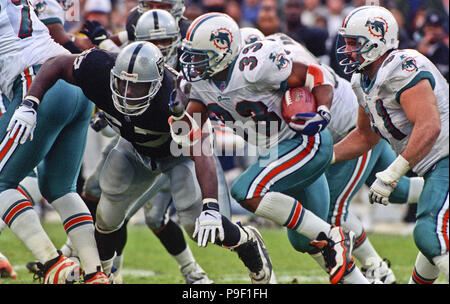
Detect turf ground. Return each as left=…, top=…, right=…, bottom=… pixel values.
left=0, top=221, right=447, bottom=285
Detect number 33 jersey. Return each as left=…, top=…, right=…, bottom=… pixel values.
left=189, top=39, right=298, bottom=149
left=351, top=49, right=449, bottom=176
left=0, top=0, right=69, bottom=100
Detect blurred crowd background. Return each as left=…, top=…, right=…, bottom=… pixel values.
left=59, top=0, right=448, bottom=232
left=65, top=0, right=449, bottom=82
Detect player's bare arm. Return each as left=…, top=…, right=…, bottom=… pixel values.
left=25, top=55, right=78, bottom=101
left=398, top=79, right=441, bottom=168
left=333, top=106, right=381, bottom=163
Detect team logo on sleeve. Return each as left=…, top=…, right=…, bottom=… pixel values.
left=401, top=57, right=418, bottom=72
left=270, top=52, right=289, bottom=70
left=210, top=28, right=233, bottom=50
left=365, top=17, right=388, bottom=43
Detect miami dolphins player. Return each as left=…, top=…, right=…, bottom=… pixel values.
left=335, top=5, right=448, bottom=282
left=268, top=32, right=426, bottom=283
left=176, top=12, right=363, bottom=284
left=0, top=0, right=107, bottom=283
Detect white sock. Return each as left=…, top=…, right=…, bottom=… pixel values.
left=432, top=252, right=449, bottom=282
left=255, top=192, right=330, bottom=239
left=17, top=176, right=44, bottom=205
left=409, top=251, right=440, bottom=284
left=352, top=237, right=383, bottom=268
left=52, top=193, right=100, bottom=274
left=310, top=252, right=328, bottom=273
left=342, top=265, right=370, bottom=284
left=0, top=189, right=58, bottom=263
left=407, top=177, right=424, bottom=203
left=113, top=253, right=123, bottom=272
left=101, top=253, right=116, bottom=275
left=172, top=246, right=195, bottom=268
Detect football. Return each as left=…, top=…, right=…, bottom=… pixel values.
left=281, top=87, right=317, bottom=125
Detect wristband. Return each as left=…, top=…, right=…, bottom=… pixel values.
left=377, top=155, right=410, bottom=184
left=202, top=198, right=219, bottom=211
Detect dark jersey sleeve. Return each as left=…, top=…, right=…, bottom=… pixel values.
left=126, top=7, right=142, bottom=42
left=72, top=49, right=116, bottom=109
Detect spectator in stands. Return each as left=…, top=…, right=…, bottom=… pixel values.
left=417, top=11, right=449, bottom=80
left=281, top=0, right=328, bottom=57
left=241, top=0, right=261, bottom=26
left=255, top=0, right=281, bottom=36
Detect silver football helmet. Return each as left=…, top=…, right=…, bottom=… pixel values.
left=137, top=0, right=185, bottom=20
left=135, top=9, right=181, bottom=68
left=110, top=41, right=164, bottom=116
left=336, top=5, right=399, bottom=74
left=240, top=27, right=265, bottom=45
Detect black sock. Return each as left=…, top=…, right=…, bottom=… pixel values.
left=154, top=219, right=186, bottom=256
left=95, top=224, right=127, bottom=261
left=216, top=216, right=242, bottom=247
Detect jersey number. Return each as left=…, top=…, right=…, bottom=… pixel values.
left=11, top=0, right=33, bottom=38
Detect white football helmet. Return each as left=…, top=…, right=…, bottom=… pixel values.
left=240, top=27, right=265, bottom=45
left=138, top=0, right=185, bottom=19
left=336, top=5, right=399, bottom=74
left=180, top=13, right=242, bottom=82
left=135, top=9, right=181, bottom=68
left=110, top=42, right=164, bottom=116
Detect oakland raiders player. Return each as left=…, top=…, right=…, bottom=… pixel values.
left=74, top=9, right=213, bottom=284
left=334, top=6, right=448, bottom=282
left=14, top=41, right=276, bottom=284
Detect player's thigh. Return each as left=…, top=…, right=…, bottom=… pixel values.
left=231, top=130, right=333, bottom=202
left=0, top=80, right=77, bottom=191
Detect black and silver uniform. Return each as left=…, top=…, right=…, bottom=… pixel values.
left=72, top=49, right=175, bottom=160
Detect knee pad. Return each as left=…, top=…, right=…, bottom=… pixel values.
left=99, top=148, right=135, bottom=197
left=414, top=220, right=442, bottom=261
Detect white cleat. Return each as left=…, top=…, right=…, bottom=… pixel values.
left=233, top=225, right=274, bottom=284
left=35, top=251, right=82, bottom=284
left=181, top=261, right=213, bottom=284
left=362, top=258, right=396, bottom=284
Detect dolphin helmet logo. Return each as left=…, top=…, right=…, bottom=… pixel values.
left=365, top=17, right=388, bottom=43
left=210, top=28, right=233, bottom=50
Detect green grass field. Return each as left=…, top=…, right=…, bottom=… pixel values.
left=0, top=221, right=446, bottom=284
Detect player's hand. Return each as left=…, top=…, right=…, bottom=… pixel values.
left=80, top=20, right=108, bottom=46
left=193, top=209, right=224, bottom=247
left=7, top=98, right=38, bottom=144
left=169, top=75, right=191, bottom=117
left=90, top=111, right=108, bottom=132
left=289, top=105, right=331, bottom=136
left=368, top=173, right=397, bottom=205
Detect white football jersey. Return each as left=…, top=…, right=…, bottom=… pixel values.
left=189, top=39, right=297, bottom=150
left=351, top=49, right=449, bottom=176
left=32, top=0, right=66, bottom=25
left=266, top=33, right=358, bottom=143
left=0, top=0, right=69, bottom=100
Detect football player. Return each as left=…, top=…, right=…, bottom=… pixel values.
left=334, top=5, right=449, bottom=282
left=175, top=12, right=364, bottom=284
left=268, top=32, right=425, bottom=283
left=14, top=40, right=276, bottom=284
left=0, top=0, right=107, bottom=283
left=0, top=251, right=17, bottom=279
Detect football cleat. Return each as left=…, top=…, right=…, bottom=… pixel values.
left=84, top=267, right=110, bottom=284
left=180, top=261, right=214, bottom=284
left=232, top=225, right=273, bottom=284
left=0, top=255, right=17, bottom=279
left=311, top=227, right=355, bottom=284
left=109, top=266, right=123, bottom=284
left=362, top=258, right=396, bottom=284
left=33, top=251, right=82, bottom=284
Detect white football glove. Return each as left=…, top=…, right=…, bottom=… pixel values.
left=193, top=209, right=224, bottom=247
left=7, top=99, right=38, bottom=144
left=368, top=156, right=410, bottom=205
left=289, top=105, right=331, bottom=136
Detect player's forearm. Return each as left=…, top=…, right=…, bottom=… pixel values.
left=26, top=55, right=77, bottom=101
left=333, top=128, right=380, bottom=162
left=193, top=152, right=218, bottom=201
left=401, top=120, right=441, bottom=168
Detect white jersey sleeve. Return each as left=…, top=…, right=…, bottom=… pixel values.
left=0, top=0, right=69, bottom=100
left=32, top=0, right=66, bottom=25
left=241, top=40, right=292, bottom=91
